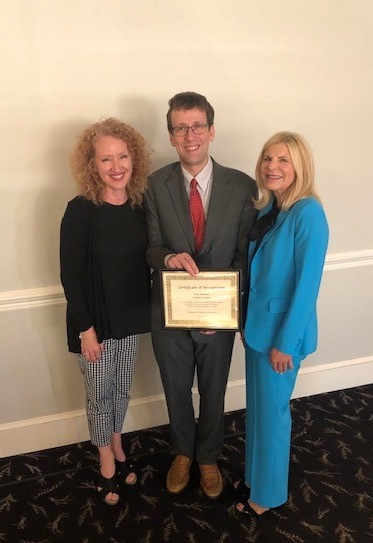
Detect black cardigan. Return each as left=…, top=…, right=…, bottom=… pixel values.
left=60, top=196, right=151, bottom=353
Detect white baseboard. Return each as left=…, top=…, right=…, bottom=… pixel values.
left=1, top=356, right=372, bottom=458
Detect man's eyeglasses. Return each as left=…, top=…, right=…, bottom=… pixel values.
left=170, top=123, right=210, bottom=137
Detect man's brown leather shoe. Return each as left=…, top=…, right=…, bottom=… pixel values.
left=199, top=463, right=223, bottom=499
left=166, top=455, right=191, bottom=494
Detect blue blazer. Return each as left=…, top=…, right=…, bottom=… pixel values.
left=244, top=197, right=329, bottom=356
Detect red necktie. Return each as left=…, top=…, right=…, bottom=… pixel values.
left=189, top=178, right=205, bottom=252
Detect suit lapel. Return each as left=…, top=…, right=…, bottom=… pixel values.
left=164, top=160, right=235, bottom=254
left=252, top=207, right=289, bottom=259
left=249, top=200, right=289, bottom=261
left=203, top=161, right=233, bottom=250
left=165, top=167, right=195, bottom=250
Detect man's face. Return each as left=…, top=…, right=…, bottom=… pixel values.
left=169, top=107, right=215, bottom=176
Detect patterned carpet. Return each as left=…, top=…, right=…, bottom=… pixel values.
left=0, top=384, right=372, bottom=543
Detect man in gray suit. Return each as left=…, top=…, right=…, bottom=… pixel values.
left=145, top=92, right=257, bottom=499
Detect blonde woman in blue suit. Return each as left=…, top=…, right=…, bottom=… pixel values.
left=235, top=132, right=329, bottom=517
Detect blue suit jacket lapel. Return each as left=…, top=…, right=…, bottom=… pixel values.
left=260, top=210, right=288, bottom=246
left=249, top=201, right=289, bottom=261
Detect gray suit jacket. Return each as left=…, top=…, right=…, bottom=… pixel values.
left=145, top=159, right=257, bottom=329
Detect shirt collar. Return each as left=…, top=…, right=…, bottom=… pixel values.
left=181, top=157, right=213, bottom=191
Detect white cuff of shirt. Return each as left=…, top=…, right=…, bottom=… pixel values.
left=164, top=253, right=176, bottom=267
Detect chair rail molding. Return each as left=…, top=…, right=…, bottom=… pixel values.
left=1, top=250, right=372, bottom=313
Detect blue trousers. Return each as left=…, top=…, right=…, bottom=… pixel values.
left=244, top=346, right=304, bottom=508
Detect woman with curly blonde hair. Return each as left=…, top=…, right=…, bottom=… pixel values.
left=60, top=118, right=151, bottom=506
left=70, top=117, right=150, bottom=206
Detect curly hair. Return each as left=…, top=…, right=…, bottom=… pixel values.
left=70, top=117, right=151, bottom=206
left=254, top=131, right=322, bottom=211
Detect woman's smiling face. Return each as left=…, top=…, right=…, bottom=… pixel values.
left=93, top=135, right=133, bottom=201
left=260, top=142, right=296, bottom=201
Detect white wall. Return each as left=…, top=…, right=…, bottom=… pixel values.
left=1, top=1, right=372, bottom=457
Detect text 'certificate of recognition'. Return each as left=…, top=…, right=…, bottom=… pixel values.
left=160, top=270, right=241, bottom=330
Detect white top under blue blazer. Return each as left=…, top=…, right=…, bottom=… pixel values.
left=244, top=197, right=329, bottom=356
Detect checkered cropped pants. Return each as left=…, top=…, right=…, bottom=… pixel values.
left=77, top=335, right=139, bottom=447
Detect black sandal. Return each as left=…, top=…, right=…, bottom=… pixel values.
left=233, top=480, right=251, bottom=500
left=236, top=499, right=285, bottom=517
left=97, top=473, right=120, bottom=506
left=115, top=459, right=137, bottom=486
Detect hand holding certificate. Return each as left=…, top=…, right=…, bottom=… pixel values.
left=160, top=270, right=241, bottom=330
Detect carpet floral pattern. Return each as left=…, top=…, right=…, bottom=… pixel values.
left=0, top=384, right=372, bottom=542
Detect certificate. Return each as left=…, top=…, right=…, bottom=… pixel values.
left=160, top=270, right=241, bottom=330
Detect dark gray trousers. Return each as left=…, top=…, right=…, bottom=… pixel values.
left=151, top=329, right=235, bottom=464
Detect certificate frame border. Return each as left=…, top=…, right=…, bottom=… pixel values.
left=159, top=269, right=242, bottom=331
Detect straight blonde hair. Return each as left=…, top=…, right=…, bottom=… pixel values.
left=254, top=131, right=322, bottom=211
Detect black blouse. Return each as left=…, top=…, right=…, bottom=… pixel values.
left=60, top=196, right=151, bottom=353
left=249, top=198, right=280, bottom=257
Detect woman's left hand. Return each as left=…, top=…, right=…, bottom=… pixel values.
left=269, top=348, right=293, bottom=373
left=80, top=326, right=104, bottom=363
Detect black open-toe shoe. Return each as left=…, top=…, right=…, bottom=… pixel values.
left=236, top=500, right=285, bottom=517
left=233, top=480, right=251, bottom=500
left=115, top=459, right=137, bottom=486
left=97, top=473, right=120, bottom=506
